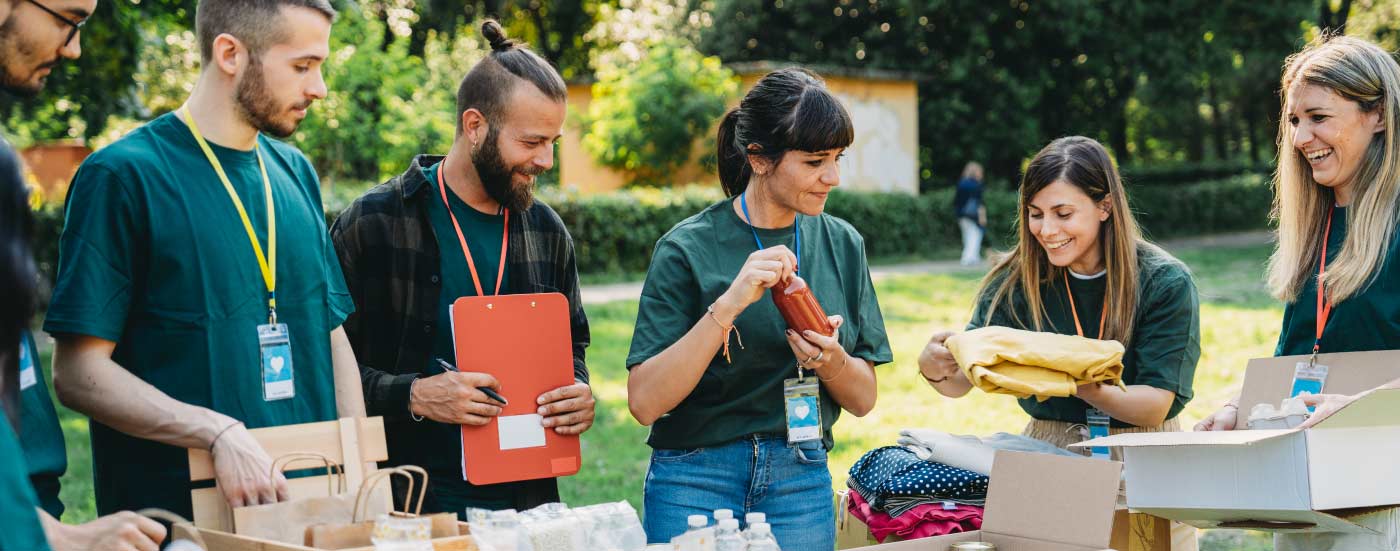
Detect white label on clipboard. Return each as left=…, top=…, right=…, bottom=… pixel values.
left=498, top=414, right=547, bottom=450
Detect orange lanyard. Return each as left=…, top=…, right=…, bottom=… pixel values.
left=436, top=164, right=508, bottom=296
left=1314, top=205, right=1336, bottom=354
left=1065, top=276, right=1107, bottom=339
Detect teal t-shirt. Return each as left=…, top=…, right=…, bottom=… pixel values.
left=0, top=412, right=50, bottom=550
left=413, top=161, right=537, bottom=512
left=43, top=112, right=355, bottom=516
left=1276, top=207, right=1400, bottom=355
left=18, top=329, right=66, bottom=518
left=626, top=198, right=893, bottom=450
left=968, top=244, right=1201, bottom=427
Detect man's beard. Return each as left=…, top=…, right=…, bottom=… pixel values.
left=473, top=127, right=537, bottom=213
left=0, top=17, right=52, bottom=97
left=235, top=57, right=308, bottom=138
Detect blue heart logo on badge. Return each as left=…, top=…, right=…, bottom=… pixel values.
left=794, top=403, right=811, bottom=419
left=270, top=356, right=285, bottom=375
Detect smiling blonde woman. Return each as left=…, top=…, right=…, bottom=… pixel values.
left=1195, top=35, right=1400, bottom=551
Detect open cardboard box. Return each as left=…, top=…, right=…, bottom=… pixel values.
left=846, top=450, right=1122, bottom=550
left=1078, top=350, right=1400, bottom=534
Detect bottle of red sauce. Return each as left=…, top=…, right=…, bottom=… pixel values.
left=772, top=275, right=834, bottom=336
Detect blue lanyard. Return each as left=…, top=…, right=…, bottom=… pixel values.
left=740, top=191, right=800, bottom=274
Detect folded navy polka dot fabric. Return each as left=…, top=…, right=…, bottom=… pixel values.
left=848, top=446, right=989, bottom=517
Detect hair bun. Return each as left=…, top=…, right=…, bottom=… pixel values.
left=481, top=20, right=515, bottom=52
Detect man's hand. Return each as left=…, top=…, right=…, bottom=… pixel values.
left=211, top=423, right=288, bottom=508
left=537, top=382, right=595, bottom=435
left=47, top=511, right=167, bottom=551
left=409, top=371, right=506, bottom=425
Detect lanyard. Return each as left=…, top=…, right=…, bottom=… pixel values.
left=1314, top=204, right=1337, bottom=355
left=180, top=106, right=278, bottom=324
left=435, top=163, right=509, bottom=296
left=739, top=191, right=800, bottom=274
left=1064, top=276, right=1107, bottom=339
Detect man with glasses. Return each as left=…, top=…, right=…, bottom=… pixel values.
left=2, top=1, right=169, bottom=549
left=0, top=0, right=89, bottom=95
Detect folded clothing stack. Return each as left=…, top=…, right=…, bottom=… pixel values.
left=848, top=446, right=988, bottom=518
left=846, top=490, right=982, bottom=543
left=946, top=326, right=1126, bottom=401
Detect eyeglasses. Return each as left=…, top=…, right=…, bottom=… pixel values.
left=24, top=0, right=87, bottom=48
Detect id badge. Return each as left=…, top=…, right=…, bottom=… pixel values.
left=1292, top=362, right=1329, bottom=411
left=783, top=377, right=822, bottom=444
left=1086, top=408, right=1111, bottom=460
left=17, top=337, right=36, bottom=391
left=258, top=323, right=295, bottom=401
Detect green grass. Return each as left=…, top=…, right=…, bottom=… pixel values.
left=42, top=242, right=1281, bottom=548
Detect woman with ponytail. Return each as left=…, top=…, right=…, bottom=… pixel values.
left=626, top=68, right=891, bottom=548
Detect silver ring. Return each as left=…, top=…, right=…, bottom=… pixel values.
left=812, top=351, right=825, bottom=364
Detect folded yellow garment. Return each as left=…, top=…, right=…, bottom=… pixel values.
left=946, top=326, right=1127, bottom=401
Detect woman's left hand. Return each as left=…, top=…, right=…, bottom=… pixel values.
left=785, top=315, right=848, bottom=376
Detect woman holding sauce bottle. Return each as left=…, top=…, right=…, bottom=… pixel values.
left=624, top=68, right=892, bottom=550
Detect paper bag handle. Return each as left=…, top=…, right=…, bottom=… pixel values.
left=137, top=508, right=207, bottom=549
left=354, top=466, right=430, bottom=522
left=270, top=452, right=346, bottom=496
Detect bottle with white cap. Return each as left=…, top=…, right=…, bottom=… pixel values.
left=741, top=512, right=765, bottom=542
left=672, top=514, right=716, bottom=551
left=715, top=518, right=745, bottom=551
left=714, top=508, right=735, bottom=523
left=745, top=522, right=780, bottom=551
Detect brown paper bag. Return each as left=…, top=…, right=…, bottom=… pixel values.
left=231, top=452, right=370, bottom=544
left=305, top=465, right=459, bottom=550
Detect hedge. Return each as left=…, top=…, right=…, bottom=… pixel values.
left=28, top=174, right=1274, bottom=289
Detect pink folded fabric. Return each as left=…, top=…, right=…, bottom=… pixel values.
left=848, top=490, right=983, bottom=542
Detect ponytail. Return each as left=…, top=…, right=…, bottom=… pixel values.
left=716, top=109, right=750, bottom=196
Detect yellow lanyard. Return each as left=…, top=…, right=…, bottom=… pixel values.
left=180, top=106, right=278, bottom=324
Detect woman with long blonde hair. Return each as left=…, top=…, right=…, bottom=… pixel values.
left=1196, top=35, right=1400, bottom=551
left=919, top=136, right=1201, bottom=548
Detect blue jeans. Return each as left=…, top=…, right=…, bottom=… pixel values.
left=643, top=434, right=834, bottom=550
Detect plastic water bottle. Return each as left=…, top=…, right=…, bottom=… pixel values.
left=741, top=512, right=766, bottom=543
left=687, top=514, right=709, bottom=532
left=746, top=522, right=780, bottom=551
left=715, top=518, right=746, bottom=551
left=714, top=508, right=735, bottom=523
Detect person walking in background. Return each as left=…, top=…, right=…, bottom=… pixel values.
left=953, top=162, right=987, bottom=266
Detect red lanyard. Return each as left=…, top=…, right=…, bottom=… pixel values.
left=436, top=164, right=508, bottom=296
left=1065, top=276, right=1107, bottom=339
left=1314, top=205, right=1336, bottom=354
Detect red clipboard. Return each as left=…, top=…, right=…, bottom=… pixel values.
left=450, top=292, right=581, bottom=486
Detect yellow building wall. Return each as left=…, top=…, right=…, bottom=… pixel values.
left=560, top=72, right=919, bottom=195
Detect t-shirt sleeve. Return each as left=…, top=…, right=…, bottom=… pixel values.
left=626, top=239, right=701, bottom=369
left=1129, top=269, right=1201, bottom=406
left=43, top=163, right=144, bottom=342
left=324, top=229, right=355, bottom=329
left=850, top=236, right=893, bottom=366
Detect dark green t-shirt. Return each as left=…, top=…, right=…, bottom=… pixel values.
left=1276, top=207, right=1400, bottom=355
left=626, top=198, right=893, bottom=450
left=0, top=412, right=50, bottom=550
left=18, top=329, right=66, bottom=518
left=416, top=161, right=548, bottom=512
left=43, top=112, right=354, bottom=516
left=968, top=244, right=1200, bottom=427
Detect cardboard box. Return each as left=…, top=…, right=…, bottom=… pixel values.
left=846, top=450, right=1122, bottom=550
left=1079, top=351, right=1400, bottom=534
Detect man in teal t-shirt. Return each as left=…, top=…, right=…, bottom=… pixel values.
left=331, top=23, right=594, bottom=514
left=44, top=0, right=365, bottom=517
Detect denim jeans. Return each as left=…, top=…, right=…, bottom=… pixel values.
left=643, top=434, right=835, bottom=549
